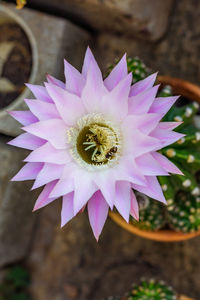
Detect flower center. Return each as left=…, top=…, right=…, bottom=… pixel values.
left=67, top=114, right=122, bottom=171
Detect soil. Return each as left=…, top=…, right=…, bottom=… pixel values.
left=0, top=22, right=32, bottom=109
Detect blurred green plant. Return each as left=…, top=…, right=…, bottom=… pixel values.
left=0, top=265, right=30, bottom=300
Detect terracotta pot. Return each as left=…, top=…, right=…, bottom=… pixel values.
left=110, top=76, right=200, bottom=242
left=158, top=76, right=200, bottom=104
left=109, top=211, right=200, bottom=242
left=179, top=296, right=194, bottom=300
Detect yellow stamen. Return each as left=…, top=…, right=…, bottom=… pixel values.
left=83, top=124, right=118, bottom=163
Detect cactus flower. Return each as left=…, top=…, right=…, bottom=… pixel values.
left=8, top=48, right=184, bottom=240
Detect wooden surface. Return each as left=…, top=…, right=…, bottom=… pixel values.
left=109, top=212, right=200, bottom=242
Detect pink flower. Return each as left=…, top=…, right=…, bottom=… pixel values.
left=8, top=48, right=183, bottom=240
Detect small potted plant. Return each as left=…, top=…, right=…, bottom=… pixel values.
left=109, top=57, right=200, bottom=242
left=105, top=278, right=194, bottom=300
left=0, top=4, right=37, bottom=136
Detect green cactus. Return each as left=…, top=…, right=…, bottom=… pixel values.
left=158, top=85, right=173, bottom=97
left=167, top=191, right=200, bottom=233
left=126, top=57, right=150, bottom=83
left=127, top=279, right=177, bottom=300
left=158, top=176, right=176, bottom=209
left=131, top=192, right=165, bottom=231
left=163, top=100, right=199, bottom=123
left=106, top=56, right=150, bottom=83
left=158, top=95, right=200, bottom=232
left=104, top=279, right=178, bottom=300
left=159, top=84, right=200, bottom=232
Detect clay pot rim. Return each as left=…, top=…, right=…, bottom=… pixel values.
left=0, top=4, right=38, bottom=116
left=178, top=295, right=195, bottom=300
left=157, top=75, right=200, bottom=103
left=110, top=76, right=200, bottom=243
left=109, top=211, right=200, bottom=242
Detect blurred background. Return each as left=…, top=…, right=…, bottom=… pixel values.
left=0, top=0, right=200, bottom=299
